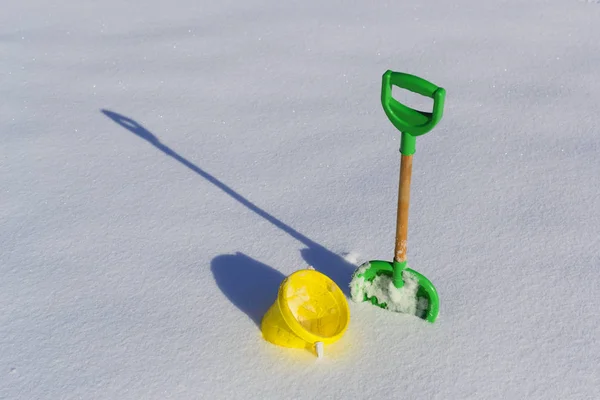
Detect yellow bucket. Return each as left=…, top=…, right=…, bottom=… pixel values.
left=261, top=269, right=350, bottom=355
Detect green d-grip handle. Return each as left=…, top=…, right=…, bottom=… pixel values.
left=381, top=70, right=446, bottom=155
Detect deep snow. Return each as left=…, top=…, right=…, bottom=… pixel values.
left=2, top=1, right=600, bottom=399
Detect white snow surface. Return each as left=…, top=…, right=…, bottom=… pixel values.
left=2, top=1, right=600, bottom=399
left=350, top=263, right=424, bottom=317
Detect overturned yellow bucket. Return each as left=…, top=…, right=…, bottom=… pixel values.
left=261, top=268, right=350, bottom=356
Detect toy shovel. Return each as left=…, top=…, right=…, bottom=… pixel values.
left=349, top=70, right=446, bottom=322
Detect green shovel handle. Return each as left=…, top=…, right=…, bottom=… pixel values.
left=381, top=70, right=446, bottom=155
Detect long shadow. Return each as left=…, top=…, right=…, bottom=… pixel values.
left=101, top=110, right=354, bottom=321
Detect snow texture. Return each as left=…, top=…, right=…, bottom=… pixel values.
left=350, top=263, right=427, bottom=317
left=2, top=0, right=600, bottom=399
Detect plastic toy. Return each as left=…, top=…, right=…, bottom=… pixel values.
left=261, top=268, right=350, bottom=357
left=349, top=70, right=446, bottom=322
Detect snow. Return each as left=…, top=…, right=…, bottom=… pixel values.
left=2, top=0, right=600, bottom=399
left=350, top=263, right=424, bottom=317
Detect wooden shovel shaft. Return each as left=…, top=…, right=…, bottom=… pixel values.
left=394, top=154, right=413, bottom=263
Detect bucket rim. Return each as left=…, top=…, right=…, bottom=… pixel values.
left=277, top=269, right=350, bottom=344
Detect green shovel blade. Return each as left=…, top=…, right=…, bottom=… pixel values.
left=350, top=260, right=440, bottom=323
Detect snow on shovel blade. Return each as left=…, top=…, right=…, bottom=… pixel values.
left=349, top=260, right=439, bottom=322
